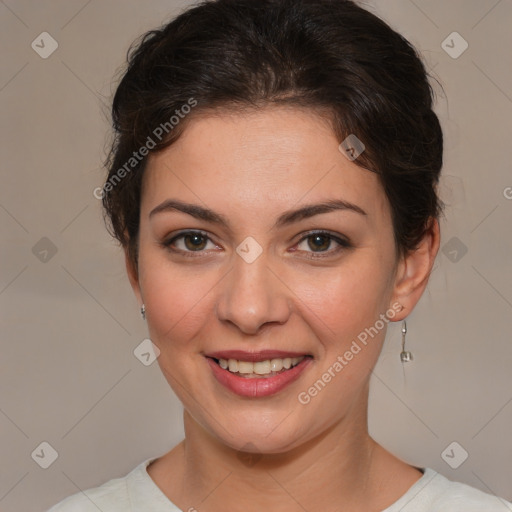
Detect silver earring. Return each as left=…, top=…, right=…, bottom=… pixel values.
left=400, top=320, right=413, bottom=362
left=140, top=304, right=146, bottom=320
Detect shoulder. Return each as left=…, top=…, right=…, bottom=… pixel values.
left=391, top=467, right=512, bottom=512
left=46, top=461, right=145, bottom=512
left=430, top=471, right=512, bottom=511
left=47, top=456, right=183, bottom=512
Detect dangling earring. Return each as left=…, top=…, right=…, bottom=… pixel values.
left=400, top=319, right=413, bottom=362
left=140, top=304, right=146, bottom=320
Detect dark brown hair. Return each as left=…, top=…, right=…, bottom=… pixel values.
left=102, top=0, right=443, bottom=269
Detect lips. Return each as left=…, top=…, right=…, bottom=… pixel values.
left=205, top=350, right=313, bottom=398
left=205, top=350, right=311, bottom=362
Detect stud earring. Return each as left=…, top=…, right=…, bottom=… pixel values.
left=400, top=319, right=413, bottom=362
left=140, top=304, right=146, bottom=320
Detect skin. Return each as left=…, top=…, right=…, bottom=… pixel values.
left=125, top=106, right=440, bottom=512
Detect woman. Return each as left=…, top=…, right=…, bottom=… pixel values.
left=48, top=0, right=511, bottom=510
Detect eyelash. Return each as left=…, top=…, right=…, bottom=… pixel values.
left=161, top=230, right=352, bottom=259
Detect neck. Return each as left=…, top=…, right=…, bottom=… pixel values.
left=174, top=396, right=382, bottom=512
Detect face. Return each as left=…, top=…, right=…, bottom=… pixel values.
left=130, top=107, right=407, bottom=454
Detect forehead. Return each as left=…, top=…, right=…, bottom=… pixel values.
left=142, top=107, right=389, bottom=224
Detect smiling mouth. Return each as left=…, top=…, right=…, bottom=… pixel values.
left=210, top=356, right=311, bottom=379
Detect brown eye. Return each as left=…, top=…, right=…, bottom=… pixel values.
left=307, top=234, right=332, bottom=252
left=295, top=231, right=351, bottom=258
left=182, top=233, right=208, bottom=251
left=163, top=230, right=217, bottom=255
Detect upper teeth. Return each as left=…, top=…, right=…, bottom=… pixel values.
left=218, top=357, right=305, bottom=375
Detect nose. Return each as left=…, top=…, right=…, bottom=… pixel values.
left=216, top=249, right=291, bottom=335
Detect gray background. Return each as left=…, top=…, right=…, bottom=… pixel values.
left=1, top=1, right=511, bottom=510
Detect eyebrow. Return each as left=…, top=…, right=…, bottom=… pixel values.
left=149, top=198, right=367, bottom=229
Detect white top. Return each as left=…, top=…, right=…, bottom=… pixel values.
left=47, top=457, right=512, bottom=511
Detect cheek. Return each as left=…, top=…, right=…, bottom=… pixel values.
left=292, top=272, right=390, bottom=411
left=287, top=265, right=395, bottom=392
left=139, top=254, right=218, bottom=349
left=291, top=258, right=393, bottom=330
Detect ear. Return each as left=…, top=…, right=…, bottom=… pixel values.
left=389, top=218, right=440, bottom=321
left=124, top=248, right=143, bottom=306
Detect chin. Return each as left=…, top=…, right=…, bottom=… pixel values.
left=203, top=409, right=311, bottom=455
